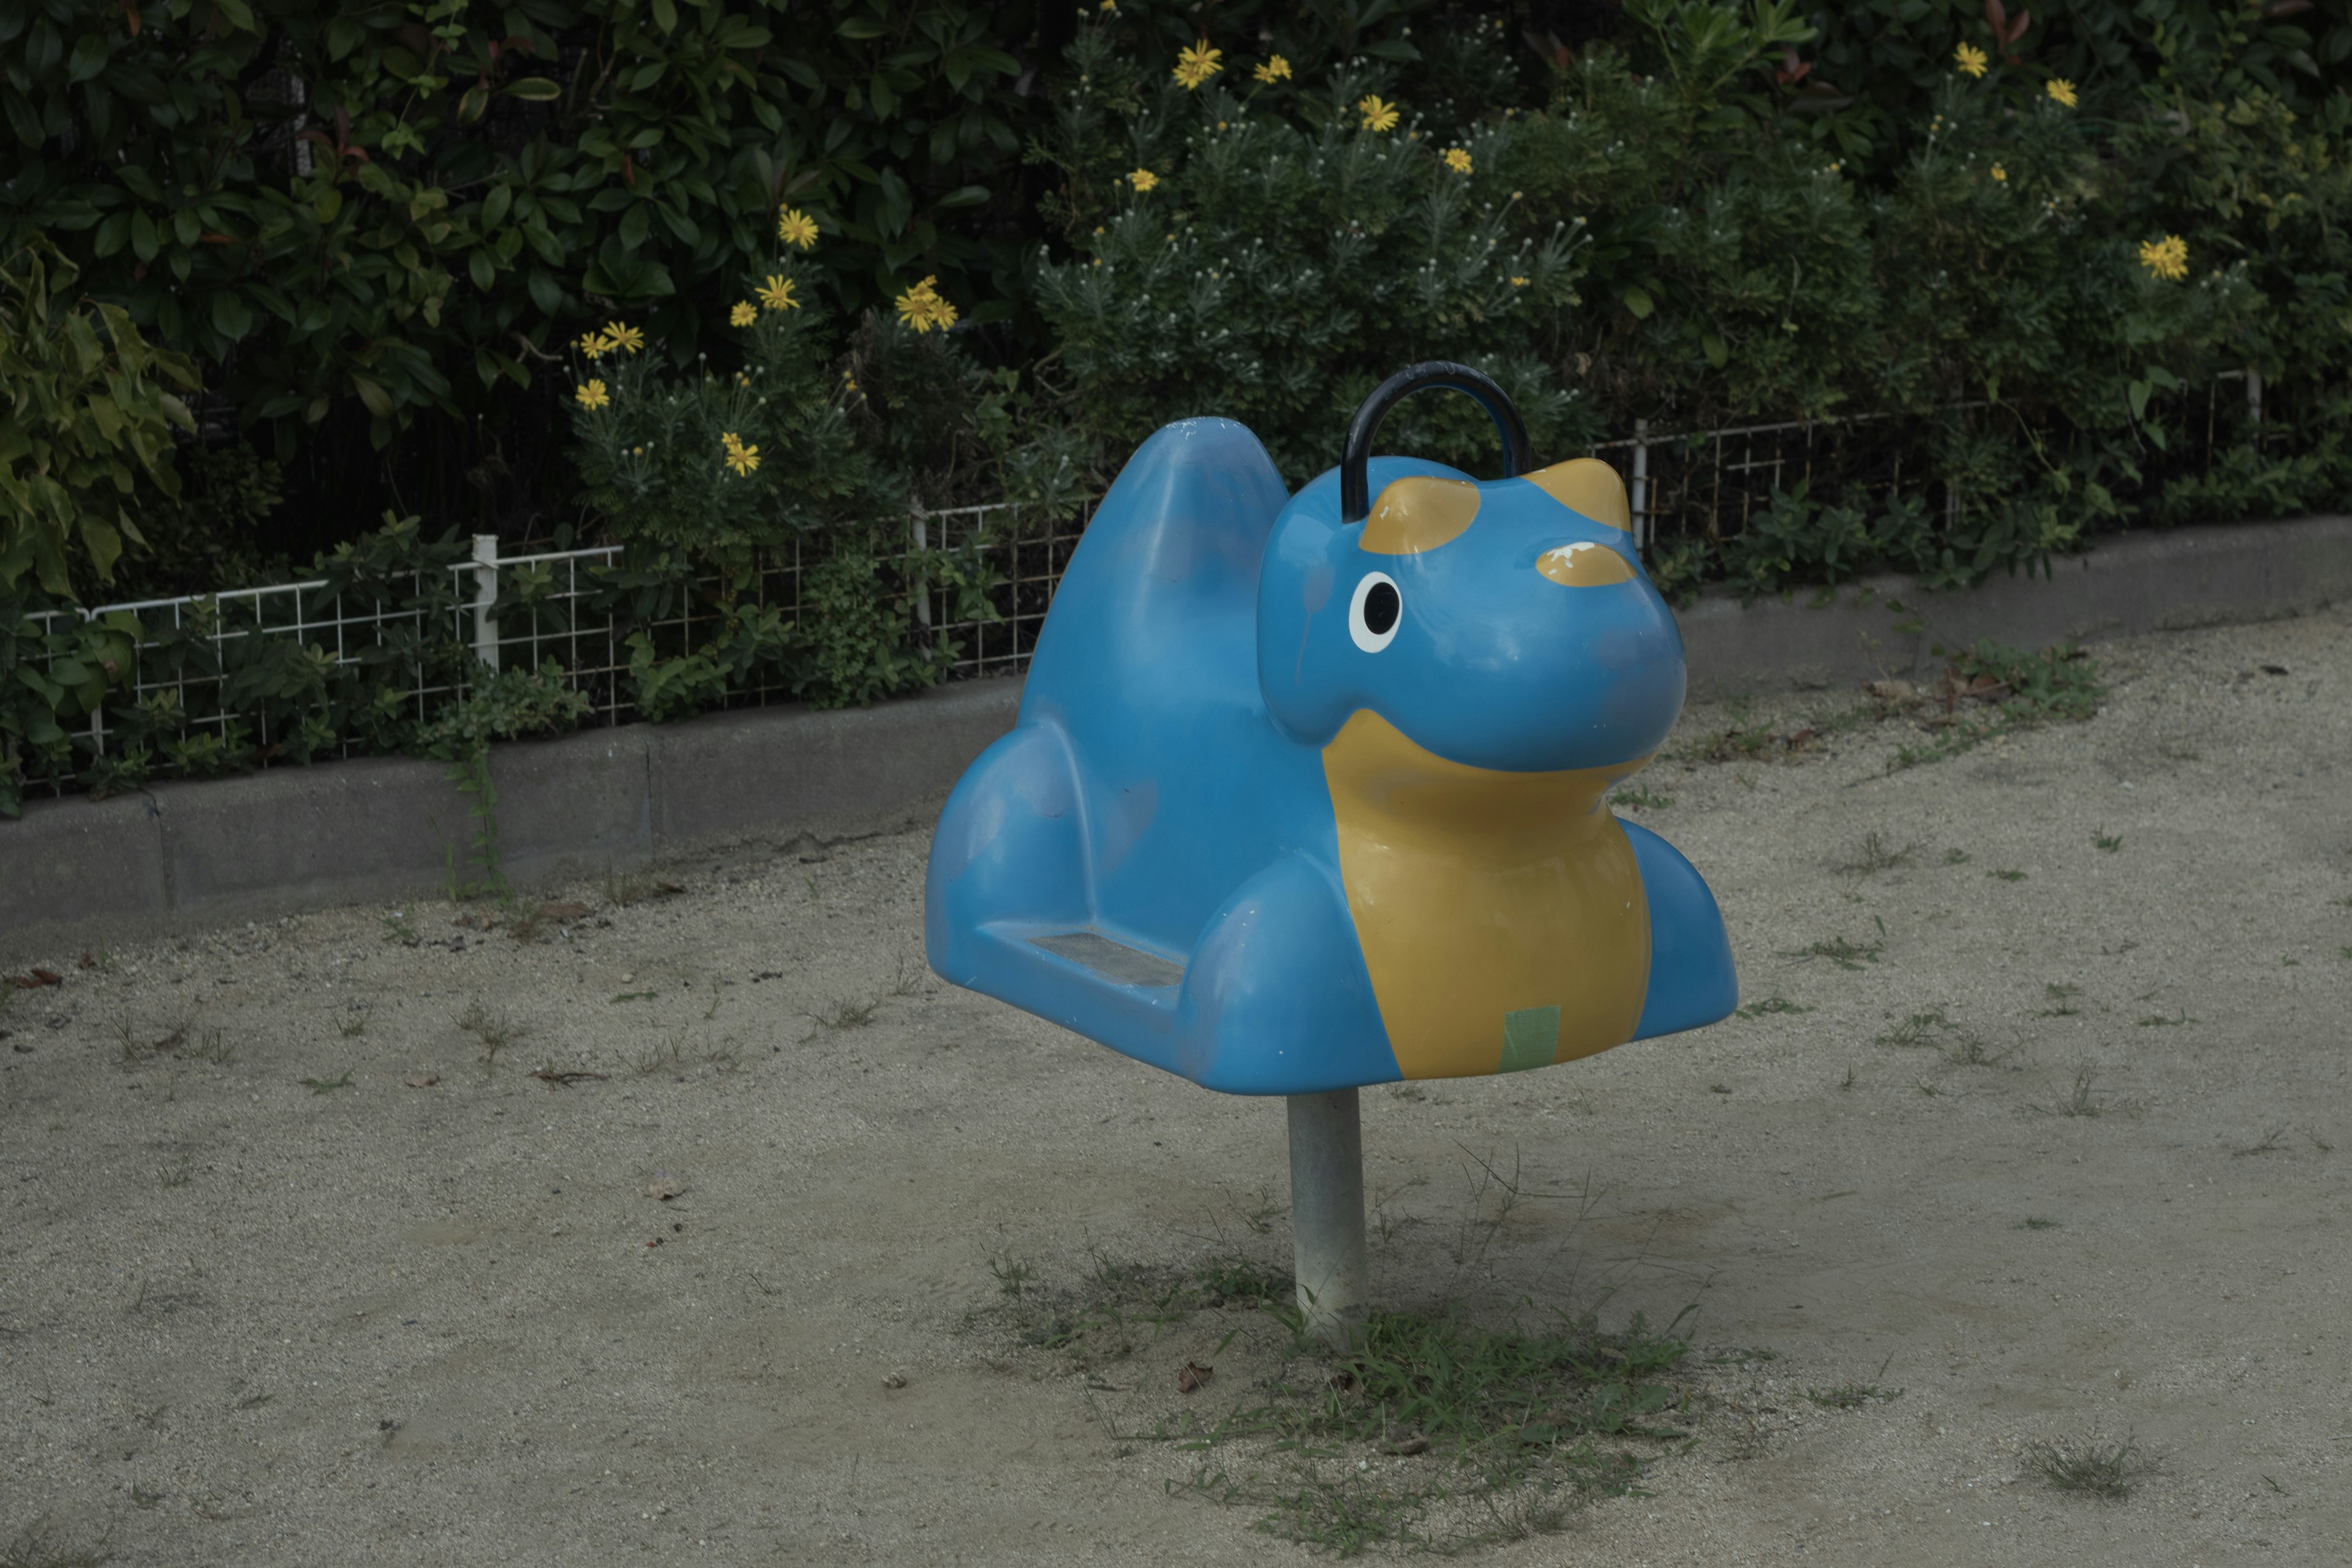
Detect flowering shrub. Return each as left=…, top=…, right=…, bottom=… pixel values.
left=1031, top=21, right=1591, bottom=484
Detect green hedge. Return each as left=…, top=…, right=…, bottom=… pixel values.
left=7, top=0, right=2352, bottom=813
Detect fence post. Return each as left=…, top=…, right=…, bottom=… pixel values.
left=470, top=534, right=500, bottom=673
left=1629, top=418, right=1651, bottom=553
left=910, top=510, right=932, bottom=627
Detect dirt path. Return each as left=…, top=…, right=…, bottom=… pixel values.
left=2, top=604, right=2347, bottom=1566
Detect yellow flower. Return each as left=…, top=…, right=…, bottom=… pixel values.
left=1359, top=95, right=1400, bottom=134
left=1253, top=55, right=1291, bottom=85
left=729, top=301, right=757, bottom=327
left=1099, top=0, right=1114, bottom=9
left=602, top=320, right=646, bottom=355
left=2046, top=77, right=2078, bottom=109
left=722, top=432, right=761, bottom=477
left=757, top=276, right=800, bottom=312
left=576, top=330, right=612, bottom=358
left=1989, top=163, right=2007, bottom=181
left=1954, top=42, right=1988, bottom=78
left=2138, top=234, right=2189, bottom=281
left=1443, top=147, right=1472, bottom=175
left=1509, top=276, right=1529, bottom=288
left=1173, top=42, right=1223, bottom=89
left=1129, top=167, right=1160, bottom=193
left=775, top=208, right=820, bottom=251
left=574, top=379, right=609, bottom=410
left=894, top=275, right=959, bottom=334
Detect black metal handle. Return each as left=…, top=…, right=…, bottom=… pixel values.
left=1339, top=361, right=1532, bottom=523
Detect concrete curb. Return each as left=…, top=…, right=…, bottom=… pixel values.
left=4, top=514, right=2346, bottom=947
left=1679, top=513, right=2352, bottom=698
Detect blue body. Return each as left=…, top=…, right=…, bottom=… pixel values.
left=924, top=418, right=1736, bottom=1094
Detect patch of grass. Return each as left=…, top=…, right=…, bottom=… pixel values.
left=456, top=998, right=527, bottom=1064
left=300, top=1071, right=353, bottom=1095
left=2092, top=829, right=2123, bottom=853
left=1735, top=995, right=1812, bottom=1019
left=1989, top=868, right=2029, bottom=883
left=1166, top=1305, right=1694, bottom=1555
left=2025, top=1433, right=2157, bottom=1499
left=989, top=1257, right=1035, bottom=1297
left=2015, top=1216, right=2060, bottom=1230
left=1885, top=643, right=2105, bottom=774
left=1608, top=783, right=1675, bottom=812
left=2135, top=1009, right=2193, bottom=1028
left=1839, top=830, right=1915, bottom=875
left=379, top=907, right=420, bottom=947
left=1943, top=848, right=1971, bottom=864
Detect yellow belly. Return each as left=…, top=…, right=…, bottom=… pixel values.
left=1321, top=710, right=1652, bottom=1079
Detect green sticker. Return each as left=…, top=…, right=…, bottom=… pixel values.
left=1499, top=1005, right=1561, bottom=1073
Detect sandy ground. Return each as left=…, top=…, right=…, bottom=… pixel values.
left=2, top=604, right=2348, bottom=1567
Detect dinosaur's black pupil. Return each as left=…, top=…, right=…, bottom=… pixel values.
left=1362, top=581, right=1400, bottom=636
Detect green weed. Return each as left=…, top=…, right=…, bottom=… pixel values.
left=456, top=998, right=526, bottom=1064
left=1803, top=1383, right=1901, bottom=1408
left=300, top=1071, right=353, bottom=1095
left=1736, top=996, right=1813, bottom=1019
left=2024, top=1433, right=2156, bottom=1499
left=810, top=995, right=881, bottom=1030
left=1800, top=935, right=1883, bottom=970
left=2049, top=1066, right=2104, bottom=1118
left=1609, top=783, right=1675, bottom=812
left=1990, top=868, right=2029, bottom=883
left=2037, top=982, right=2082, bottom=1018
left=1943, top=848, right=1971, bottom=864
left=2092, top=829, right=2122, bottom=853
left=1840, top=830, right=1915, bottom=875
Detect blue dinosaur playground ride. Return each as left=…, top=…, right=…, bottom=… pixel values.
left=925, top=363, right=1738, bottom=1099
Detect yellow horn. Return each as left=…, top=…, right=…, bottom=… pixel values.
left=1525, top=458, right=1630, bottom=531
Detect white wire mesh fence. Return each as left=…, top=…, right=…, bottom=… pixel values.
left=11, top=501, right=1087, bottom=802
left=8, top=377, right=2267, bottom=803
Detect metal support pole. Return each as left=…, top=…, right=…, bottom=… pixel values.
left=1629, top=418, right=1650, bottom=554
left=1286, top=1088, right=1369, bottom=1346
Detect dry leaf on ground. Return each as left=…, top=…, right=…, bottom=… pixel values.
left=1177, top=1362, right=1214, bottom=1393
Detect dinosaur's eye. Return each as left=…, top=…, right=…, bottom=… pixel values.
left=1349, top=571, right=1401, bottom=653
